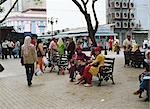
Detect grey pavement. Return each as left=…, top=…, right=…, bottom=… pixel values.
left=0, top=50, right=150, bottom=109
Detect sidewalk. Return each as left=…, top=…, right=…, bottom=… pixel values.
left=0, top=51, right=149, bottom=109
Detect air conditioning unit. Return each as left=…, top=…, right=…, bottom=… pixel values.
left=122, top=12, right=128, bottom=19
left=123, top=21, right=128, bottom=28
left=114, top=1, right=121, bottom=8
left=130, top=22, right=136, bottom=28
left=115, top=12, right=121, bottom=19
left=122, top=2, right=128, bottom=8
left=112, top=12, right=121, bottom=19
left=130, top=12, right=135, bottom=19
left=129, top=2, right=134, bottom=8
left=115, top=21, right=121, bottom=28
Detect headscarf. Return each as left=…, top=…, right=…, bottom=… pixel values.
left=57, top=38, right=63, bottom=46
left=57, top=38, right=65, bottom=55
left=22, top=36, right=32, bottom=55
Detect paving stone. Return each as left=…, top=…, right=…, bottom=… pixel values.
left=0, top=51, right=149, bottom=109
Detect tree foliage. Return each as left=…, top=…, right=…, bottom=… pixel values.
left=72, top=0, right=99, bottom=46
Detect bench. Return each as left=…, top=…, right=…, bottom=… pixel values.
left=57, top=55, right=68, bottom=75
left=97, top=57, right=115, bottom=86
left=130, top=51, right=145, bottom=68
left=124, top=51, right=145, bottom=68
left=48, top=54, right=68, bottom=74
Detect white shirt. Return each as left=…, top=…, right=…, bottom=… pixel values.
left=123, top=39, right=132, bottom=47
left=7, top=41, right=14, bottom=48
left=2, top=42, right=8, bottom=48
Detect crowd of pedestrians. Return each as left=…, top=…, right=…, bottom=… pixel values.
left=1, top=34, right=149, bottom=101
left=0, top=39, right=20, bottom=59
left=17, top=35, right=106, bottom=88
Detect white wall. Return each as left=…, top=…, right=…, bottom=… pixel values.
left=135, top=0, right=150, bottom=30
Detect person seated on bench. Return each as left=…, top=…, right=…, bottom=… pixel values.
left=76, top=47, right=105, bottom=87
left=133, top=66, right=150, bottom=101
left=132, top=45, right=142, bottom=68
left=144, top=50, right=150, bottom=67
left=137, top=66, right=150, bottom=98
left=69, top=47, right=91, bottom=82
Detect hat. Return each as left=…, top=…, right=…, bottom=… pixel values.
left=94, top=47, right=101, bottom=52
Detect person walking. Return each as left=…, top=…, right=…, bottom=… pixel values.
left=57, top=38, right=65, bottom=56
left=108, top=36, right=113, bottom=51
left=123, top=34, right=132, bottom=67
left=36, top=39, right=44, bottom=73
left=67, top=38, right=76, bottom=61
left=21, top=36, right=37, bottom=86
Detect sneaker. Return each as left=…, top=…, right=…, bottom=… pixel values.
left=74, top=81, right=80, bottom=85
left=28, top=81, right=32, bottom=87
left=133, top=90, right=142, bottom=95
left=70, top=79, right=74, bottom=82
left=84, top=83, right=92, bottom=87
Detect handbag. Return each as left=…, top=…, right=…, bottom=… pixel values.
left=35, top=68, right=43, bottom=76
left=37, top=50, right=43, bottom=57
left=20, top=57, right=24, bottom=65
left=42, top=57, right=49, bottom=66
left=0, top=64, right=4, bottom=72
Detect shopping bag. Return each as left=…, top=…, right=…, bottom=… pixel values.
left=75, top=72, right=81, bottom=80
left=0, top=64, right=4, bottom=72
left=35, top=68, right=43, bottom=76
left=43, top=57, right=49, bottom=67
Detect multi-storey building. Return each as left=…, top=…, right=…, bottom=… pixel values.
left=134, top=0, right=150, bottom=30
left=0, top=0, right=47, bottom=36
left=106, top=0, right=136, bottom=45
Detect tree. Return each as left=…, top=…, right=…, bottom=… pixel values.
left=0, top=0, right=8, bottom=5
left=72, top=0, right=99, bottom=46
left=0, top=0, right=19, bottom=23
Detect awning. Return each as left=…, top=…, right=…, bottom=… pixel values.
left=53, top=32, right=118, bottom=38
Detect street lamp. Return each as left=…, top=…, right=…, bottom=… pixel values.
left=48, top=17, right=58, bottom=37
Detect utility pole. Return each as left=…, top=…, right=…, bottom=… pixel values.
left=48, top=17, right=58, bottom=38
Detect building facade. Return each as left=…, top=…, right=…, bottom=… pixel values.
left=106, top=0, right=136, bottom=45
left=0, top=0, right=47, bottom=36
left=134, top=0, right=150, bottom=30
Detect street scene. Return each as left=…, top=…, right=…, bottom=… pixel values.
left=0, top=51, right=149, bottom=109
left=0, top=0, right=150, bottom=109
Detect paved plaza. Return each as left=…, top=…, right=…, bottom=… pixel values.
left=0, top=51, right=150, bottom=109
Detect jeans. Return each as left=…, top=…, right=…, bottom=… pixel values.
left=140, top=79, right=150, bottom=91
left=25, top=64, right=34, bottom=83
left=12, top=48, right=19, bottom=58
